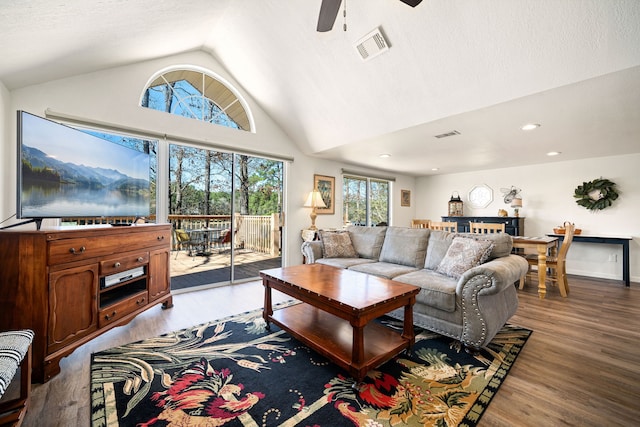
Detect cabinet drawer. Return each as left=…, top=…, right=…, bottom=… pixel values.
left=99, top=290, right=148, bottom=328
left=48, top=228, right=171, bottom=265
left=100, top=252, right=149, bottom=276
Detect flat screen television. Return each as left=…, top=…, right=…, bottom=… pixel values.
left=16, top=110, right=151, bottom=229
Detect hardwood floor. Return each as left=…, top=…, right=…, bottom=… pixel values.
left=20, top=276, right=640, bottom=426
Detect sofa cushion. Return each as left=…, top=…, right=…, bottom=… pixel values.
left=346, top=225, right=387, bottom=260
left=393, top=270, right=458, bottom=312
left=424, top=230, right=456, bottom=269
left=319, top=230, right=358, bottom=258
left=379, top=227, right=430, bottom=267
left=435, top=236, right=494, bottom=279
left=459, top=232, right=513, bottom=259
left=317, top=257, right=376, bottom=269
left=348, top=262, right=419, bottom=279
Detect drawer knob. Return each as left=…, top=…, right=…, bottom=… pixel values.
left=69, top=246, right=86, bottom=254
left=137, top=297, right=146, bottom=305
left=137, top=257, right=144, bottom=262
left=104, top=311, right=117, bottom=320
left=157, top=235, right=165, bottom=240
left=114, top=262, right=121, bottom=268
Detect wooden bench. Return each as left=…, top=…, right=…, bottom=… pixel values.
left=0, top=330, right=34, bottom=427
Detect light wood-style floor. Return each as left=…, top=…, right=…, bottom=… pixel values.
left=20, top=276, right=640, bottom=426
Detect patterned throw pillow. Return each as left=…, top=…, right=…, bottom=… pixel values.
left=435, top=236, right=494, bottom=279
left=319, top=230, right=358, bottom=258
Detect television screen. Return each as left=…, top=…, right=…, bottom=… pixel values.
left=17, top=110, right=151, bottom=220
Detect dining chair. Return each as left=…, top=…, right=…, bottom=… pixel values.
left=469, top=222, right=505, bottom=234
left=519, top=221, right=575, bottom=297
left=411, top=219, right=430, bottom=229
left=428, top=221, right=458, bottom=232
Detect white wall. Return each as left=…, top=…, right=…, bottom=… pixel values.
left=0, top=80, right=11, bottom=223
left=416, top=155, right=640, bottom=282
left=1, top=50, right=415, bottom=266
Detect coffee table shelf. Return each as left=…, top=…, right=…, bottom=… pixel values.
left=270, top=302, right=410, bottom=377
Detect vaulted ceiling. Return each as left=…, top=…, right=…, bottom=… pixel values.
left=1, top=0, right=639, bottom=176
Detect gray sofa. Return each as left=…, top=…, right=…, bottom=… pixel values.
left=301, top=226, right=528, bottom=350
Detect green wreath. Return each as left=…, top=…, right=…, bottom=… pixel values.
left=573, top=178, right=618, bottom=211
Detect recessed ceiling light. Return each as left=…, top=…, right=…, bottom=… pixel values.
left=546, top=151, right=561, bottom=156
left=379, top=153, right=391, bottom=158
left=431, top=168, right=439, bottom=171
left=521, top=123, right=541, bottom=131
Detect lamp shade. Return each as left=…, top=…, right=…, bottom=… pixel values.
left=304, top=190, right=327, bottom=208
left=510, top=197, right=523, bottom=208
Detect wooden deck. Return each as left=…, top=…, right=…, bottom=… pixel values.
left=170, top=248, right=281, bottom=290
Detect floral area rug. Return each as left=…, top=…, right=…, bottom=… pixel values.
left=91, top=301, right=531, bottom=427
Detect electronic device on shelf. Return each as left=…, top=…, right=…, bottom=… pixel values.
left=101, top=266, right=145, bottom=289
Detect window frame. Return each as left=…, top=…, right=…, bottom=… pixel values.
left=140, top=66, right=255, bottom=133
left=342, top=174, right=391, bottom=227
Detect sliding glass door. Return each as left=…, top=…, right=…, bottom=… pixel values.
left=232, top=154, right=283, bottom=281
left=169, top=144, right=283, bottom=290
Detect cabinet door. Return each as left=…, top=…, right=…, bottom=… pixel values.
left=148, top=248, right=171, bottom=301
left=48, top=264, right=99, bottom=353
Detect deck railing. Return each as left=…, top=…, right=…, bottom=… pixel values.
left=65, top=214, right=281, bottom=255
left=171, top=214, right=281, bottom=255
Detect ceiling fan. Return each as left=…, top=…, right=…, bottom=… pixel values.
left=317, top=0, right=423, bottom=32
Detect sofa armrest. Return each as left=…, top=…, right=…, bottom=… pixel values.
left=457, top=255, right=529, bottom=296
left=301, top=241, right=324, bottom=263
left=453, top=255, right=528, bottom=348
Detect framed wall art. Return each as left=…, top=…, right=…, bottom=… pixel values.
left=401, top=189, right=411, bottom=207
left=314, top=174, right=335, bottom=214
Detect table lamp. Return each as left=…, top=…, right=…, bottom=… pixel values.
left=304, top=189, right=326, bottom=230
left=511, top=197, right=523, bottom=217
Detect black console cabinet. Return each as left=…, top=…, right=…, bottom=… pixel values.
left=441, top=216, right=525, bottom=236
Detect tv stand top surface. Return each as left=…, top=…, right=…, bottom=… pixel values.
left=0, top=223, right=170, bottom=238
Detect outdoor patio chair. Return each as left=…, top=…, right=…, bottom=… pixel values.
left=174, top=229, right=205, bottom=258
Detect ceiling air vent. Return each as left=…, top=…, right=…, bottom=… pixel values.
left=355, top=27, right=389, bottom=61
left=434, top=130, right=461, bottom=139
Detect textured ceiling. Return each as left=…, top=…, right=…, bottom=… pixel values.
left=1, top=0, right=639, bottom=176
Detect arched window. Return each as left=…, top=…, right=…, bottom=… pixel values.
left=141, top=67, right=252, bottom=131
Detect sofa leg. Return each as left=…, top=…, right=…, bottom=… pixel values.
left=464, top=345, right=481, bottom=355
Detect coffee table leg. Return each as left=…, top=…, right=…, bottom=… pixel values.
left=403, top=298, right=416, bottom=355
left=263, top=278, right=272, bottom=330
left=351, top=321, right=366, bottom=383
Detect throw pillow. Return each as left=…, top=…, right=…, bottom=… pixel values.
left=460, top=232, right=513, bottom=259
left=319, top=230, right=358, bottom=258
left=435, top=236, right=494, bottom=279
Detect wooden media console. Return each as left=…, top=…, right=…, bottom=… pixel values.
left=0, top=223, right=173, bottom=382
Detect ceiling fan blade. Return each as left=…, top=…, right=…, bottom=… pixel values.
left=399, top=0, right=423, bottom=6
left=317, top=0, right=342, bottom=32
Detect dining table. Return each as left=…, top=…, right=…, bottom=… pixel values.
left=186, top=228, right=225, bottom=255
left=511, top=236, right=559, bottom=299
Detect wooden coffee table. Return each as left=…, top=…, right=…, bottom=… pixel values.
left=260, top=264, right=420, bottom=383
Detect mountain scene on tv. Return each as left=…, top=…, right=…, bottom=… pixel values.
left=21, top=144, right=150, bottom=218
